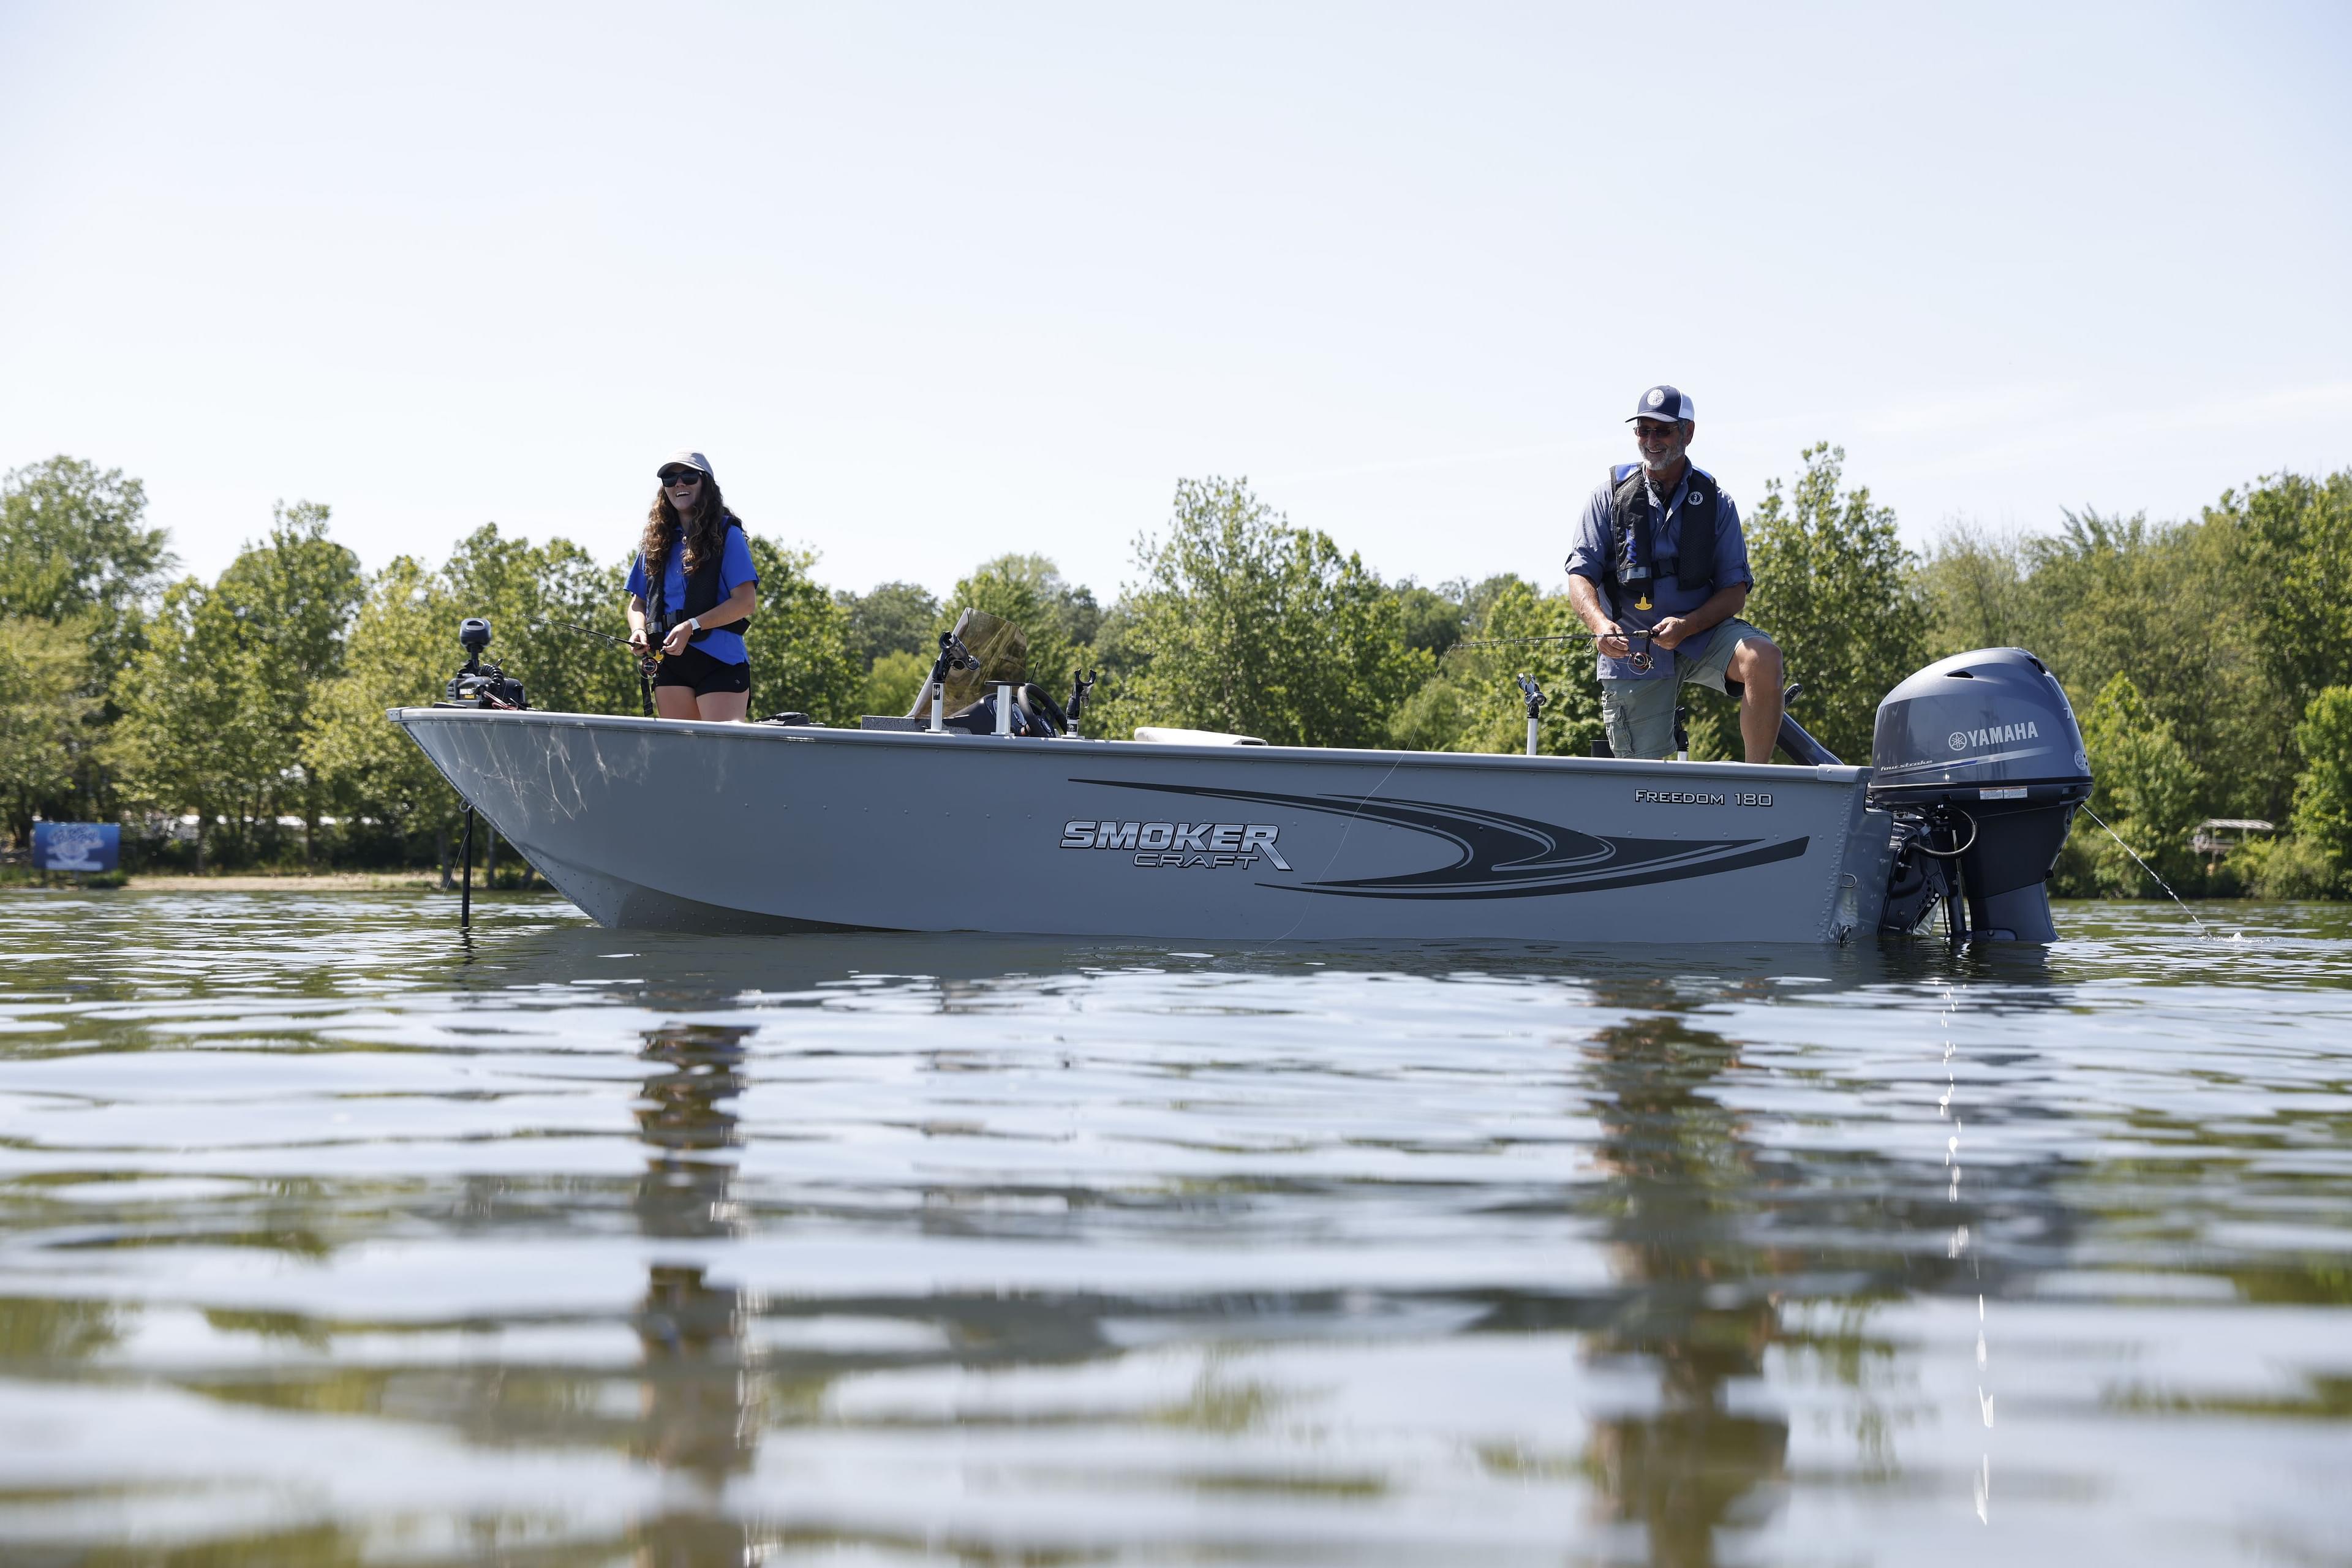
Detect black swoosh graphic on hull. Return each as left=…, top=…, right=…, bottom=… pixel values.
left=1069, top=777, right=1811, bottom=899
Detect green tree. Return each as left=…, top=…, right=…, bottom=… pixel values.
left=2202, top=470, right=2352, bottom=818
left=303, top=557, right=468, bottom=876
left=445, top=524, right=638, bottom=717
left=857, top=648, right=932, bottom=718
left=835, top=581, right=943, bottom=668
left=1918, top=522, right=2037, bottom=658
left=2226, top=471, right=2352, bottom=718
left=0, top=456, right=172, bottom=690
left=953, top=552, right=1102, bottom=649
left=107, top=579, right=262, bottom=871
left=211, top=502, right=364, bottom=862
left=1393, top=580, right=1469, bottom=659
left=941, top=553, right=1098, bottom=703
left=2053, top=673, right=2204, bottom=896
left=0, top=617, right=97, bottom=848
left=1079, top=599, right=1146, bottom=730
left=1389, top=578, right=1605, bottom=756
left=1107, top=478, right=1430, bottom=745
left=2011, top=508, right=2267, bottom=818
left=1742, top=443, right=1928, bottom=764
left=2282, top=686, right=2352, bottom=895
left=741, top=537, right=861, bottom=723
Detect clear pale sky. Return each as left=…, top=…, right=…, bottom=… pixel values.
left=4, top=1, right=2347, bottom=602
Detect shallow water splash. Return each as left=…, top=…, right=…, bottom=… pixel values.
left=1, top=892, right=2348, bottom=1564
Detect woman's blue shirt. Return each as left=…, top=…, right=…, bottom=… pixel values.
left=627, top=525, right=758, bottom=665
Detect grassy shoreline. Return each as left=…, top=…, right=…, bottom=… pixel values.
left=2, top=869, right=452, bottom=892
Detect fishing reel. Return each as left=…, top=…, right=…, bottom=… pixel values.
left=443, top=617, right=530, bottom=709
left=928, top=629, right=977, bottom=687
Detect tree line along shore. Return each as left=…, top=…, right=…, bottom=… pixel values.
left=4, top=452, right=2349, bottom=900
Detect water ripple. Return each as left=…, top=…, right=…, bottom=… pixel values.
left=1, top=890, right=2348, bottom=1564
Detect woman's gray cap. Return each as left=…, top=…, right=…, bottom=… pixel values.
left=657, top=450, right=715, bottom=482
left=1627, top=386, right=1695, bottom=423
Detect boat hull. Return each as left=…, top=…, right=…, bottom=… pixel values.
left=390, top=709, right=1894, bottom=943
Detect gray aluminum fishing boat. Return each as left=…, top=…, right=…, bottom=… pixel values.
left=391, top=634, right=2092, bottom=944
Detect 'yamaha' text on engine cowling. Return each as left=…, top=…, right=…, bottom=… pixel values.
left=1868, top=647, right=2092, bottom=942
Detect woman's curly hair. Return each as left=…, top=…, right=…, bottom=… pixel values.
left=638, top=471, right=736, bottom=615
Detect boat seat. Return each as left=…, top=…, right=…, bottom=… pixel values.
left=1133, top=726, right=1268, bottom=746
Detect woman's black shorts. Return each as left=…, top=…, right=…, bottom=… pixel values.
left=653, top=646, right=750, bottom=695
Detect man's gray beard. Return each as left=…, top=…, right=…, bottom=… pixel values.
left=1642, top=443, right=1686, bottom=472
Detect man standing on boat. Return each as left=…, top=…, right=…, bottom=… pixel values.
left=1565, top=385, right=1785, bottom=763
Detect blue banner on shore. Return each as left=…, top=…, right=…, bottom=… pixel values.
left=32, top=823, right=120, bottom=873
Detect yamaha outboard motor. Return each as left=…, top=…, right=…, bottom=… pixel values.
left=1868, top=648, right=2091, bottom=942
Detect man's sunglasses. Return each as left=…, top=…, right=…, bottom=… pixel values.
left=658, top=469, right=704, bottom=486
left=1632, top=423, right=1686, bottom=440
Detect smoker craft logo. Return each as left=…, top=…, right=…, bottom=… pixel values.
left=1948, top=719, right=2041, bottom=753
left=1058, top=778, right=1807, bottom=899
left=1060, top=818, right=1293, bottom=870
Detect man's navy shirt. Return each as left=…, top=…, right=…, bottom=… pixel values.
left=1564, top=466, right=1752, bottom=681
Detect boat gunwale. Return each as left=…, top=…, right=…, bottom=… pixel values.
left=389, top=706, right=1871, bottom=786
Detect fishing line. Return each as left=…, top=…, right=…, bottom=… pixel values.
left=1270, top=751, right=1408, bottom=944
left=529, top=618, right=651, bottom=656
left=2079, top=804, right=2211, bottom=938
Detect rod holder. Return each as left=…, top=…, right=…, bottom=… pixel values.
left=1515, top=673, right=1547, bottom=757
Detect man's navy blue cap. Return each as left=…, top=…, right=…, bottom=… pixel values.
left=1627, top=385, right=1695, bottom=423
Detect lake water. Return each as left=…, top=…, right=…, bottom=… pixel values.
left=1, top=891, right=2347, bottom=1566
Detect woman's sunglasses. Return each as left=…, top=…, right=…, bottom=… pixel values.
left=658, top=469, right=704, bottom=487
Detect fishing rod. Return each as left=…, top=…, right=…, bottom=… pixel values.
left=1458, top=628, right=1665, bottom=647
left=529, top=619, right=659, bottom=717
left=1457, top=627, right=1669, bottom=672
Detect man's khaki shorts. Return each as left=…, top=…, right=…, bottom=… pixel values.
left=1599, top=618, right=1770, bottom=760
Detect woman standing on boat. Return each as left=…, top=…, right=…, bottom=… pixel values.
left=625, top=450, right=760, bottom=721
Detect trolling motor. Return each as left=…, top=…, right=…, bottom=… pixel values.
left=1515, top=673, right=1546, bottom=756
left=434, top=618, right=530, bottom=931
left=443, top=618, right=529, bottom=709
left=1869, top=648, right=2092, bottom=942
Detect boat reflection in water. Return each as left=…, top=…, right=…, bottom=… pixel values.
left=1581, top=1005, right=1790, bottom=1558
left=468, top=932, right=2030, bottom=1565
left=628, top=1024, right=756, bottom=1565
